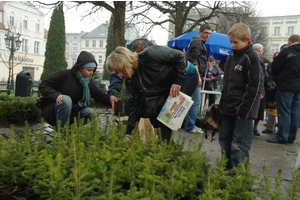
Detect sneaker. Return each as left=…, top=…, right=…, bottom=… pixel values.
left=267, top=137, right=286, bottom=144
left=188, top=127, right=203, bottom=134
left=262, top=129, right=273, bottom=134
left=253, top=130, right=261, bottom=136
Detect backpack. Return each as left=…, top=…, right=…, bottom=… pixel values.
left=204, top=104, right=221, bottom=142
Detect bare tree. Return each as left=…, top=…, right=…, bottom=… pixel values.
left=36, top=1, right=127, bottom=48
left=128, top=1, right=255, bottom=40
left=215, top=2, right=270, bottom=56
left=75, top=1, right=126, bottom=48
left=128, top=1, right=225, bottom=38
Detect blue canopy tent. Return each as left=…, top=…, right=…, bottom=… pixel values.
left=205, top=31, right=232, bottom=61
left=167, top=31, right=232, bottom=60
left=202, top=32, right=232, bottom=96
left=167, top=30, right=199, bottom=51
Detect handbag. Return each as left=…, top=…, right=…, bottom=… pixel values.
left=139, top=87, right=168, bottom=118
left=204, top=104, right=221, bottom=142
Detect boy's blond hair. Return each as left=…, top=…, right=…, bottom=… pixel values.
left=227, top=23, right=251, bottom=41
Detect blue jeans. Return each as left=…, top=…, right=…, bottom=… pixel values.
left=274, top=91, right=300, bottom=143
left=54, top=95, right=95, bottom=129
left=219, top=114, right=254, bottom=170
left=184, top=87, right=201, bottom=132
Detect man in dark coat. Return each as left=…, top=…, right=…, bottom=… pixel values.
left=39, top=51, right=117, bottom=129
left=267, top=34, right=300, bottom=144
left=184, top=24, right=212, bottom=133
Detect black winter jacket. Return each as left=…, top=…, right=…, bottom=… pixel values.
left=186, top=35, right=207, bottom=74
left=271, top=42, right=300, bottom=93
left=220, top=43, right=262, bottom=119
left=125, top=45, right=186, bottom=136
left=39, top=51, right=111, bottom=126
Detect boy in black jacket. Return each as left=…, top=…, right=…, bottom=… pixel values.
left=219, top=23, right=262, bottom=171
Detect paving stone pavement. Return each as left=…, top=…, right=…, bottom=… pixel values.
left=1, top=108, right=299, bottom=190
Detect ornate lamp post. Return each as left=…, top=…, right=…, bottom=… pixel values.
left=4, top=29, right=22, bottom=90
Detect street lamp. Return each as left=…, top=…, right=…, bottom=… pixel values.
left=4, top=29, right=21, bottom=90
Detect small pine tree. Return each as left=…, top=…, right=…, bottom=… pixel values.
left=102, top=16, right=115, bottom=81
left=40, top=3, right=67, bottom=81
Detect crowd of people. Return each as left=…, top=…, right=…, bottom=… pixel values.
left=38, top=22, right=300, bottom=172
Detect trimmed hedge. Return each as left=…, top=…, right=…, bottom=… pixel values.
left=0, top=93, right=109, bottom=126
left=0, top=93, right=41, bottom=125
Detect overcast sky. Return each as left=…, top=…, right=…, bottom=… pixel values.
left=42, top=1, right=300, bottom=45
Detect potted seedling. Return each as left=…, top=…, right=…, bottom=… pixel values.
left=113, top=78, right=130, bottom=116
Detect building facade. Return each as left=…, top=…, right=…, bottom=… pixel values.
left=65, top=24, right=108, bottom=73
left=65, top=23, right=140, bottom=84
left=1, top=2, right=140, bottom=85
left=260, top=15, right=300, bottom=59
left=0, top=1, right=46, bottom=82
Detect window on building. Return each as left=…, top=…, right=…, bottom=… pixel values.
left=74, top=36, right=77, bottom=40
left=85, top=40, right=89, bottom=47
left=23, top=18, right=28, bottom=29
left=99, top=40, right=103, bottom=47
left=287, top=26, right=294, bottom=34
left=66, top=43, right=69, bottom=51
left=73, top=43, right=77, bottom=51
left=34, top=41, right=40, bottom=54
left=35, top=22, right=40, bottom=32
left=271, top=44, right=280, bottom=54
left=22, top=39, right=28, bottom=53
left=72, top=58, right=76, bottom=66
left=92, top=40, right=96, bottom=48
left=9, top=15, right=14, bottom=26
left=98, top=55, right=103, bottom=64
left=274, top=27, right=280, bottom=35
left=66, top=58, right=68, bottom=63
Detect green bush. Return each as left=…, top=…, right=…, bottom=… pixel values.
left=0, top=117, right=299, bottom=199
left=0, top=93, right=41, bottom=124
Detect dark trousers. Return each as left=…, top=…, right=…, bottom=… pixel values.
left=204, top=93, right=216, bottom=107
left=181, top=69, right=198, bottom=96
left=150, top=117, right=172, bottom=143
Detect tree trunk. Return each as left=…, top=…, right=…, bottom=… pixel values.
left=112, top=1, right=126, bottom=49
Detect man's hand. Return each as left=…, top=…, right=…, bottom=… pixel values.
left=195, top=65, right=202, bottom=87
left=198, top=78, right=202, bottom=87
